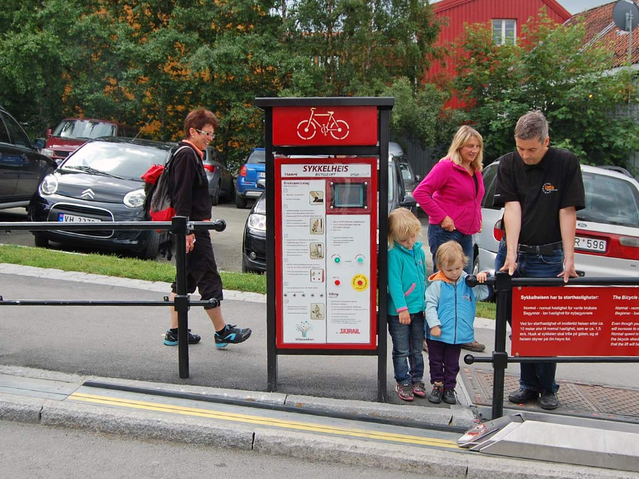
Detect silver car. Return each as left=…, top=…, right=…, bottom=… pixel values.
left=474, top=162, right=639, bottom=277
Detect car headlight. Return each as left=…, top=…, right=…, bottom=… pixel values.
left=123, top=189, right=146, bottom=208
left=40, top=174, right=59, bottom=195
left=40, top=148, right=54, bottom=158
left=247, top=213, right=266, bottom=232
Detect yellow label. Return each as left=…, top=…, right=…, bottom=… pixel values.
left=351, top=274, right=369, bottom=292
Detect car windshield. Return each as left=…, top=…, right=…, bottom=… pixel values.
left=578, top=173, right=639, bottom=228
left=248, top=149, right=265, bottom=164
left=53, top=120, right=117, bottom=140
left=61, top=141, right=170, bottom=180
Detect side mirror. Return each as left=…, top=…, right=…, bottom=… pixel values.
left=400, top=196, right=417, bottom=208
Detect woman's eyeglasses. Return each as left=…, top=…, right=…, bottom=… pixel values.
left=196, top=129, right=215, bottom=139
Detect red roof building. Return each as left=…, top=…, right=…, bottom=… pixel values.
left=566, top=1, right=639, bottom=69
left=429, top=0, right=572, bottom=89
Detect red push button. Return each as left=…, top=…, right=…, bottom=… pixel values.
left=335, top=280, right=341, bottom=286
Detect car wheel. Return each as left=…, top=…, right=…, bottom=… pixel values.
left=236, top=195, right=248, bottom=209
left=140, top=231, right=161, bottom=260
left=210, top=183, right=220, bottom=206
left=34, top=233, right=49, bottom=248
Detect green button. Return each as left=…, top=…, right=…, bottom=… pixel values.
left=357, top=257, right=364, bottom=263
left=334, top=257, right=340, bottom=263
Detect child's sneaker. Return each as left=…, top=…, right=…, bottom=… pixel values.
left=396, top=383, right=414, bottom=402
left=215, top=324, right=252, bottom=348
left=163, top=329, right=201, bottom=346
left=443, top=388, right=457, bottom=404
left=428, top=383, right=444, bottom=404
left=412, top=381, right=427, bottom=398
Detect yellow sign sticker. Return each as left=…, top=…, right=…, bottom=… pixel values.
left=351, top=274, right=369, bottom=292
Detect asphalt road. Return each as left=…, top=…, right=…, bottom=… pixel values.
left=0, top=202, right=252, bottom=273
left=0, top=420, right=430, bottom=479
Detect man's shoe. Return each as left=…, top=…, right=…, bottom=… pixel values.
left=428, top=384, right=443, bottom=404
left=214, top=324, right=252, bottom=348
left=508, top=388, right=538, bottom=404
left=461, top=340, right=485, bottom=352
left=539, top=391, right=559, bottom=410
left=396, top=383, right=414, bottom=402
left=412, top=381, right=427, bottom=398
left=163, top=329, right=201, bottom=346
left=443, top=388, right=457, bottom=404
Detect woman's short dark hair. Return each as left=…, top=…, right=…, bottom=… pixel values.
left=184, top=108, right=218, bottom=137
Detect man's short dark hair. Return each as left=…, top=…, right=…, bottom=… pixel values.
left=184, top=108, right=218, bottom=137
left=514, top=110, right=548, bottom=144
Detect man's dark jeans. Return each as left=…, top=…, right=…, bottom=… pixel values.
left=496, top=240, right=563, bottom=393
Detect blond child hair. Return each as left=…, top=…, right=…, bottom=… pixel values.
left=388, top=207, right=421, bottom=249
left=435, top=240, right=468, bottom=269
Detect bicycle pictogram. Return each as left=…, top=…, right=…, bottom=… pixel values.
left=296, top=108, right=350, bottom=141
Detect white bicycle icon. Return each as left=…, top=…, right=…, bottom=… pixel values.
left=296, top=108, right=350, bottom=140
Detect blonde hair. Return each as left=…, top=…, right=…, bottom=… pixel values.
left=388, top=208, right=421, bottom=248
left=442, top=125, right=484, bottom=173
left=435, top=240, right=468, bottom=269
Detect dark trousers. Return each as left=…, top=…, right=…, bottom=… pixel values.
left=426, top=338, right=462, bottom=390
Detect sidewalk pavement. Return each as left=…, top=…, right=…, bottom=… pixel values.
left=0, top=264, right=638, bottom=478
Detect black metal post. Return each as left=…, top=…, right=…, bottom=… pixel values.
left=172, top=216, right=190, bottom=379
left=492, top=272, right=512, bottom=419
left=264, top=107, right=278, bottom=392
left=377, top=107, right=391, bottom=403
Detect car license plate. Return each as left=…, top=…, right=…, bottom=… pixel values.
left=258, top=172, right=266, bottom=179
left=575, top=236, right=607, bottom=253
left=58, top=213, right=101, bottom=223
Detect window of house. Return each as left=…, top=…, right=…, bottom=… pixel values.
left=492, top=19, right=516, bottom=45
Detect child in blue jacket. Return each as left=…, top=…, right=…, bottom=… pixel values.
left=425, top=240, right=490, bottom=404
left=387, top=208, right=427, bottom=402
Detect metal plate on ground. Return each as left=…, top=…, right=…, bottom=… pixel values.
left=460, top=368, right=639, bottom=422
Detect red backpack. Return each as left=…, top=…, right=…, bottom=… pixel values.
left=142, top=145, right=194, bottom=223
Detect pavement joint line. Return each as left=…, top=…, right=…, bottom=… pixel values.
left=68, top=392, right=459, bottom=448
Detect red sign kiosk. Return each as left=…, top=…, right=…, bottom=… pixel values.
left=256, top=97, right=394, bottom=400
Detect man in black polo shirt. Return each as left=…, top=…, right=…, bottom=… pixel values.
left=494, top=110, right=585, bottom=410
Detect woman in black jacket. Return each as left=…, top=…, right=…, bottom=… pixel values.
left=163, top=108, right=252, bottom=348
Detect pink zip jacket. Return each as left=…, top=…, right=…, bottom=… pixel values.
left=412, top=159, right=484, bottom=236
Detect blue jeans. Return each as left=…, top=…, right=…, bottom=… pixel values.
left=388, top=312, right=425, bottom=385
left=427, top=224, right=473, bottom=275
left=496, top=240, right=563, bottom=393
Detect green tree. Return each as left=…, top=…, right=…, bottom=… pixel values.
left=454, top=11, right=639, bottom=167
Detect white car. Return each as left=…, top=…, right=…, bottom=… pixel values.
left=474, top=162, right=639, bottom=277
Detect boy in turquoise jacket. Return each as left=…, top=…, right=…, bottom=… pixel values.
left=387, top=208, right=427, bottom=402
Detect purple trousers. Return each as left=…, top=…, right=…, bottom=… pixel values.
left=426, top=338, right=462, bottom=389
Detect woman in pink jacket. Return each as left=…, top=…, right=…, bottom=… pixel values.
left=413, top=125, right=486, bottom=352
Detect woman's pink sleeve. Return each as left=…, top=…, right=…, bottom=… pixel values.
left=412, top=161, right=448, bottom=224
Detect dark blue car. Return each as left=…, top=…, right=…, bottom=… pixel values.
left=235, top=147, right=265, bottom=208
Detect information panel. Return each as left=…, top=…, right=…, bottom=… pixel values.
left=275, top=157, right=377, bottom=349
left=511, top=286, right=639, bottom=357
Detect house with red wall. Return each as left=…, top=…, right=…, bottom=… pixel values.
left=428, top=0, right=572, bottom=88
